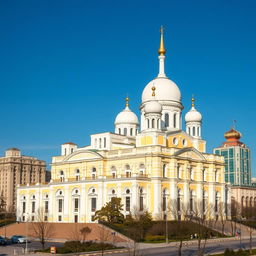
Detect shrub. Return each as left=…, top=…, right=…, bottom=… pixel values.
left=144, top=235, right=165, bottom=242
left=224, top=248, right=235, bottom=256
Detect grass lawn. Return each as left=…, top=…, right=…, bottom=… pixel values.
left=209, top=248, right=256, bottom=256
left=103, top=221, right=225, bottom=243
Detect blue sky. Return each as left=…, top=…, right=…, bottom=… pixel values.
left=0, top=0, right=255, bottom=173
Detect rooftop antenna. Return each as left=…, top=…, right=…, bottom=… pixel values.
left=233, top=120, right=237, bottom=130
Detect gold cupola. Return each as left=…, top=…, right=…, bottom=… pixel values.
left=158, top=26, right=166, bottom=56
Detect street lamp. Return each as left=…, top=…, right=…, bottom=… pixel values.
left=165, top=210, right=168, bottom=244
left=25, top=213, right=29, bottom=254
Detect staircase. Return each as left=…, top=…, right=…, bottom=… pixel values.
left=209, top=220, right=256, bottom=237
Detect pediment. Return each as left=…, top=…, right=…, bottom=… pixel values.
left=173, top=147, right=206, bottom=161
left=63, top=150, right=103, bottom=162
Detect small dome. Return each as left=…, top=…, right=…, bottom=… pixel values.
left=144, top=100, right=162, bottom=114
left=185, top=107, right=202, bottom=122
left=115, top=106, right=139, bottom=125
left=142, top=77, right=181, bottom=104
left=224, top=128, right=241, bottom=140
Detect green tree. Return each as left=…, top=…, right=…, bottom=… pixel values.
left=93, top=197, right=124, bottom=224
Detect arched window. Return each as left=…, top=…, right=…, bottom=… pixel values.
left=147, top=119, right=150, bottom=129
left=130, top=128, right=133, bottom=136
left=95, top=138, right=97, bottom=148
left=173, top=113, right=177, bottom=128
left=188, top=127, right=191, bottom=135
left=152, top=119, right=155, bottom=128
left=124, top=128, right=127, bottom=136
left=163, top=164, right=166, bottom=178
left=164, top=113, right=169, bottom=127
left=99, top=138, right=102, bottom=148
left=241, top=196, right=245, bottom=208
left=118, top=128, right=121, bottom=134
left=125, top=189, right=131, bottom=211
left=197, top=127, right=200, bottom=136
left=104, top=137, right=106, bottom=148
left=193, top=127, right=196, bottom=136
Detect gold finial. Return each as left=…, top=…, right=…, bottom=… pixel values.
left=152, top=86, right=156, bottom=97
left=158, top=25, right=166, bottom=56
left=192, top=95, right=195, bottom=107
left=125, top=96, right=129, bottom=107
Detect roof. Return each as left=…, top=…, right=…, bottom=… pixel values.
left=62, top=142, right=77, bottom=146
left=6, top=148, right=20, bottom=151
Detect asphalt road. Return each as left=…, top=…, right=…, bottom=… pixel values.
left=0, top=241, right=63, bottom=256
left=114, top=238, right=256, bottom=256
left=0, top=238, right=255, bottom=255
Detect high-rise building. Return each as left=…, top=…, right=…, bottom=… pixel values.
left=0, top=148, right=46, bottom=212
left=214, top=128, right=251, bottom=186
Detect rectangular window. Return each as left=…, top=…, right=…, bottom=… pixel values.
left=139, top=196, right=143, bottom=211
left=58, top=215, right=62, bottom=221
left=44, top=216, right=48, bottom=221
left=22, top=202, right=26, bottom=214
left=32, top=201, right=35, bottom=213
left=58, top=199, right=63, bottom=213
left=74, top=215, right=78, bottom=223
left=215, top=150, right=220, bottom=156
left=229, top=148, right=234, bottom=158
left=162, top=197, right=166, bottom=211
left=74, top=198, right=79, bottom=212
left=125, top=197, right=130, bottom=211
left=45, top=201, right=49, bottom=213
left=91, top=198, right=96, bottom=212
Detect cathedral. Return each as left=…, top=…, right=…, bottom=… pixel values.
left=17, top=29, right=230, bottom=223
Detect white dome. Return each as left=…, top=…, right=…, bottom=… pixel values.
left=185, top=107, right=202, bottom=122
left=144, top=100, right=162, bottom=114
left=115, top=106, right=139, bottom=125
left=142, top=77, right=181, bottom=104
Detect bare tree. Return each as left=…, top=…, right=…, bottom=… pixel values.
left=242, top=202, right=256, bottom=255
left=217, top=202, right=227, bottom=236
left=190, top=201, right=215, bottom=256
left=230, top=199, right=240, bottom=236
left=31, top=208, right=54, bottom=250
left=98, top=224, right=112, bottom=256
left=168, top=199, right=192, bottom=256
left=80, top=226, right=91, bottom=243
